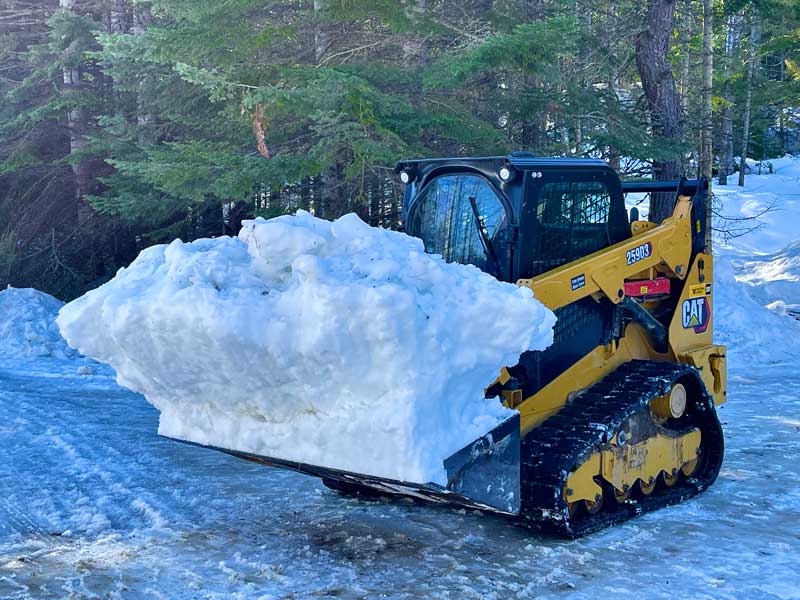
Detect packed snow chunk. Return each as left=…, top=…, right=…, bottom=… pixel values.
left=765, top=300, right=788, bottom=316
left=57, top=211, right=556, bottom=484
left=0, top=286, right=78, bottom=359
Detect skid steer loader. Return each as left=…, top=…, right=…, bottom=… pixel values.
left=197, top=153, right=726, bottom=537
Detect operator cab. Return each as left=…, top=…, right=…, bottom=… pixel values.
left=396, top=154, right=630, bottom=283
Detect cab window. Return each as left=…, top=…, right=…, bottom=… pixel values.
left=407, top=174, right=509, bottom=278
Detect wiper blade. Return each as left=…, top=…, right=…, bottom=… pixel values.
left=468, top=195, right=502, bottom=278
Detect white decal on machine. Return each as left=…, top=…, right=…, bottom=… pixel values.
left=626, top=242, right=653, bottom=266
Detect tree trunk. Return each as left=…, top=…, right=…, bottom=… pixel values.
left=312, top=0, right=344, bottom=219
left=109, top=0, right=128, bottom=34
left=59, top=0, right=89, bottom=209
left=300, top=177, right=311, bottom=212
left=107, top=0, right=128, bottom=120
left=678, top=2, right=691, bottom=113
left=520, top=0, right=546, bottom=151
left=718, top=14, right=741, bottom=185
left=635, top=0, right=683, bottom=223
left=314, top=0, right=338, bottom=218
left=676, top=2, right=695, bottom=176
left=608, top=147, right=621, bottom=174
left=698, top=0, right=714, bottom=251
left=738, top=16, right=759, bottom=187
left=698, top=0, right=713, bottom=181
left=313, top=0, right=331, bottom=64
left=133, top=2, right=156, bottom=144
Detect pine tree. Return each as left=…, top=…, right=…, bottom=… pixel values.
left=1, top=0, right=800, bottom=297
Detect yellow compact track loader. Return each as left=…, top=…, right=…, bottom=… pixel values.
left=204, top=153, right=726, bottom=537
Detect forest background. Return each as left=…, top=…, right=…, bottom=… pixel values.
left=1, top=0, right=798, bottom=299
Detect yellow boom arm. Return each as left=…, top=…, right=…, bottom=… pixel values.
left=517, top=195, right=695, bottom=311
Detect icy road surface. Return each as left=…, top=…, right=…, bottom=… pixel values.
left=1, top=358, right=799, bottom=599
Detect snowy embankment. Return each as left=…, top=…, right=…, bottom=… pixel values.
left=0, top=287, right=78, bottom=360
left=713, top=155, right=800, bottom=360
left=56, top=211, right=556, bottom=485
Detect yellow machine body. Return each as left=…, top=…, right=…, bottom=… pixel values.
left=497, top=194, right=726, bottom=516
left=391, top=157, right=729, bottom=535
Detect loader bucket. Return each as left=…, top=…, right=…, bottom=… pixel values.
left=165, top=413, right=521, bottom=515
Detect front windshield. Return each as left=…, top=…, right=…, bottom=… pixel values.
left=407, top=174, right=509, bottom=277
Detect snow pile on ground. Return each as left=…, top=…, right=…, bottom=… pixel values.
left=713, top=255, right=800, bottom=360
left=714, top=154, right=800, bottom=255
left=57, top=211, right=556, bottom=485
left=0, top=286, right=78, bottom=359
left=713, top=154, right=800, bottom=359
left=729, top=241, right=800, bottom=307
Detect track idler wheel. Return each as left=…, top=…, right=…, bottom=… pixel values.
left=584, top=494, right=604, bottom=515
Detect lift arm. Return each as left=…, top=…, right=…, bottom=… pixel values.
left=517, top=195, right=695, bottom=311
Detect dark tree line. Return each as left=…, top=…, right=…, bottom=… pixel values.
left=1, top=0, right=799, bottom=298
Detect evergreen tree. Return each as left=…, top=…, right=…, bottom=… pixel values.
left=1, top=0, right=799, bottom=298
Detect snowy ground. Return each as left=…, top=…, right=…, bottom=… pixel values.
left=3, top=159, right=800, bottom=598
left=2, top=356, right=799, bottom=599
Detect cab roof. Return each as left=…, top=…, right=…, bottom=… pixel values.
left=394, top=153, right=610, bottom=174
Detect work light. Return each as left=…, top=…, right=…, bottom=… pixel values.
left=498, top=165, right=516, bottom=182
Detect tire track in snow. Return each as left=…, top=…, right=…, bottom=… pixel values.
left=0, top=363, right=187, bottom=599
left=0, top=366, right=172, bottom=542
left=0, top=389, right=68, bottom=545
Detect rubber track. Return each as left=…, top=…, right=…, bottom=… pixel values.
left=517, top=359, right=724, bottom=538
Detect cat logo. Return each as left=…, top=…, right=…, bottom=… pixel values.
left=682, top=297, right=710, bottom=333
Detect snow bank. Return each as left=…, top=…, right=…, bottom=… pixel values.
left=624, top=155, right=800, bottom=247
left=0, top=286, right=78, bottom=359
left=714, top=256, right=800, bottom=361
left=712, top=155, right=800, bottom=359
left=714, top=154, right=800, bottom=255
left=57, top=211, right=555, bottom=484
left=731, top=241, right=800, bottom=308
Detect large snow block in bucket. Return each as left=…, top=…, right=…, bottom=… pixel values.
left=57, top=211, right=553, bottom=505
